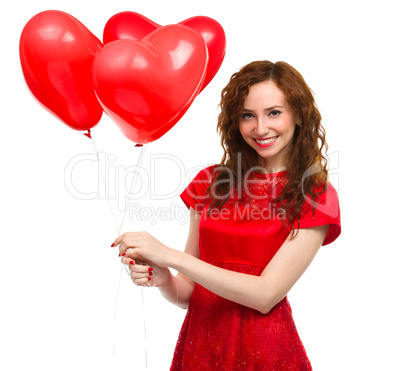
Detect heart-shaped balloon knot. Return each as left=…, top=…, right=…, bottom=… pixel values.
left=83, top=130, right=92, bottom=139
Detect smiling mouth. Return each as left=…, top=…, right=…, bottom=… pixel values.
left=254, top=136, right=279, bottom=145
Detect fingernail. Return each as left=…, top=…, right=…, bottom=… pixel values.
left=129, top=261, right=134, bottom=265
left=111, top=243, right=115, bottom=247
left=148, top=277, right=151, bottom=281
left=149, top=272, right=153, bottom=276
left=121, top=252, right=126, bottom=256
left=148, top=267, right=153, bottom=272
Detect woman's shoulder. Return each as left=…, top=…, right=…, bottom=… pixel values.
left=189, top=164, right=219, bottom=183
left=311, top=180, right=339, bottom=205
left=298, top=179, right=341, bottom=245
left=180, top=164, right=218, bottom=212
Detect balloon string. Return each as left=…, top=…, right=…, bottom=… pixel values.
left=112, top=263, right=125, bottom=355
left=86, top=131, right=150, bottom=368
left=119, top=144, right=146, bottom=232
left=117, top=144, right=150, bottom=370
left=88, top=131, right=120, bottom=236
left=141, top=286, right=148, bottom=369
left=86, top=130, right=126, bottom=357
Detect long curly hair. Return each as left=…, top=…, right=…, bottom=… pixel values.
left=209, top=60, right=328, bottom=235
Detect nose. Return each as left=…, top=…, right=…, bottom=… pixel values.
left=254, top=116, right=270, bottom=137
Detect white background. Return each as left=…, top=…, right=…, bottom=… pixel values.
left=1, top=0, right=401, bottom=370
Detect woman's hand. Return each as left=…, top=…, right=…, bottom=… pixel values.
left=113, top=231, right=178, bottom=272
left=121, top=257, right=168, bottom=287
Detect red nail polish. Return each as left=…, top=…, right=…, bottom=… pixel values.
left=148, top=277, right=151, bottom=281
left=122, top=252, right=126, bottom=256
left=111, top=243, right=115, bottom=247
left=129, top=261, right=134, bottom=265
left=149, top=272, right=153, bottom=276
left=148, top=267, right=153, bottom=272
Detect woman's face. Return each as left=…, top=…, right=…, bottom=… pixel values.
left=239, top=80, right=296, bottom=172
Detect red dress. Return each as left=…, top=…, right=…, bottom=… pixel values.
left=171, top=166, right=341, bottom=370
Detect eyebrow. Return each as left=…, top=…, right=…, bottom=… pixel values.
left=243, top=105, right=283, bottom=111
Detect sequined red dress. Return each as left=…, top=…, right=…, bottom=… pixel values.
left=171, top=166, right=341, bottom=370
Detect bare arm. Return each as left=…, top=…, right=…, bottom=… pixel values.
left=170, top=223, right=329, bottom=314
left=116, top=210, right=329, bottom=314
left=157, top=208, right=200, bottom=309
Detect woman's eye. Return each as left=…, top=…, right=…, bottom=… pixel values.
left=269, top=110, right=281, bottom=117
left=242, top=112, right=254, bottom=119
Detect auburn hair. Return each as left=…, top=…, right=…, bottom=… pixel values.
left=209, top=60, right=328, bottom=235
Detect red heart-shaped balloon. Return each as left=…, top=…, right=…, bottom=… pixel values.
left=103, top=12, right=225, bottom=91
left=92, top=25, right=208, bottom=144
left=19, top=10, right=103, bottom=131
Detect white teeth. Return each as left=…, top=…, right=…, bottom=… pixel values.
left=255, top=136, right=278, bottom=145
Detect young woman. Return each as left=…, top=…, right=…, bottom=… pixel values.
left=113, top=61, right=341, bottom=370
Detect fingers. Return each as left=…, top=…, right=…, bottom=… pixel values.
left=117, top=241, right=137, bottom=257
left=112, top=233, right=130, bottom=253
left=112, top=233, right=156, bottom=287
left=112, top=231, right=148, bottom=249
left=111, top=234, right=124, bottom=248
left=113, top=234, right=139, bottom=256
left=121, top=257, right=147, bottom=270
left=121, top=257, right=154, bottom=286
